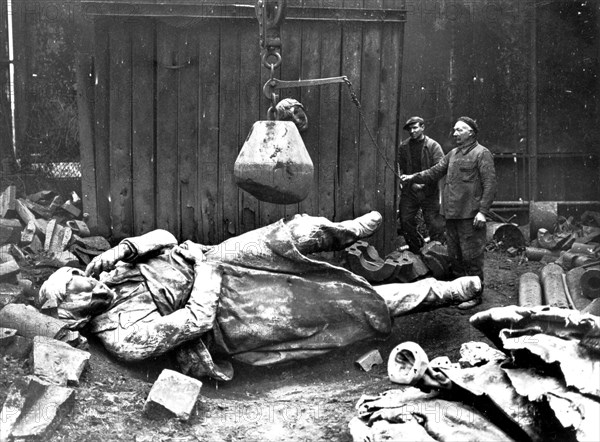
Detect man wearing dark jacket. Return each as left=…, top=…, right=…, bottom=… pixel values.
left=400, top=116, right=496, bottom=308
left=396, top=116, right=445, bottom=253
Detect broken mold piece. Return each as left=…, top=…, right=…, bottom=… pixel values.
left=355, top=349, right=383, bottom=372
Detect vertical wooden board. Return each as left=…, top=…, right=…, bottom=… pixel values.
left=197, top=21, right=220, bottom=245
left=0, top=0, right=12, bottom=161
left=156, top=22, right=180, bottom=238
left=280, top=20, right=303, bottom=218
left=356, top=24, right=381, bottom=221
left=298, top=21, right=321, bottom=216
left=131, top=19, right=156, bottom=236
left=178, top=29, right=200, bottom=241
left=399, top=0, right=454, bottom=152
left=338, top=21, right=362, bottom=222
left=219, top=21, right=241, bottom=239
left=10, top=0, right=27, bottom=157
left=378, top=20, right=402, bottom=254
left=108, top=21, right=133, bottom=239
left=318, top=22, right=342, bottom=220
left=75, top=14, right=97, bottom=233
left=237, top=21, right=260, bottom=233
left=92, top=19, right=111, bottom=235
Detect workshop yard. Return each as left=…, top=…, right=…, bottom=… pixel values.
left=0, top=249, right=543, bottom=442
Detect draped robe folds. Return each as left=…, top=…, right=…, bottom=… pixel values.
left=93, top=221, right=392, bottom=367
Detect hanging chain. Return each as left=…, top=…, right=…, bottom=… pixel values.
left=256, top=0, right=285, bottom=70
left=343, top=78, right=401, bottom=179
left=256, top=0, right=286, bottom=119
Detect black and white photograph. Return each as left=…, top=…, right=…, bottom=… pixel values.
left=0, top=0, right=598, bottom=440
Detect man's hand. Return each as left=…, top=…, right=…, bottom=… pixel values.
left=85, top=243, right=132, bottom=277
left=399, top=174, right=415, bottom=186
left=175, top=240, right=207, bottom=267
left=473, top=212, right=487, bottom=229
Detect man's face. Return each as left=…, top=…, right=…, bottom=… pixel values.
left=453, top=121, right=474, bottom=145
left=408, top=123, right=425, bottom=140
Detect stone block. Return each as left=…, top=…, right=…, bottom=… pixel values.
left=0, top=283, right=24, bottom=308
left=23, top=235, right=43, bottom=254
left=4, top=243, right=26, bottom=263
left=0, top=328, right=32, bottom=359
left=26, top=190, right=55, bottom=204
left=5, top=376, right=75, bottom=441
left=0, top=303, right=70, bottom=340
left=0, top=378, right=29, bottom=442
left=20, top=220, right=36, bottom=245
left=31, top=336, right=91, bottom=386
left=49, top=251, right=80, bottom=267
left=61, top=200, right=81, bottom=218
left=143, top=369, right=202, bottom=421
left=14, top=198, right=37, bottom=226
left=44, top=220, right=73, bottom=252
left=48, top=195, right=65, bottom=214
left=19, top=198, right=53, bottom=220
left=0, top=218, right=22, bottom=245
left=0, top=326, right=17, bottom=350
left=0, top=185, right=16, bottom=218
left=73, top=235, right=111, bottom=251
left=0, top=258, right=20, bottom=281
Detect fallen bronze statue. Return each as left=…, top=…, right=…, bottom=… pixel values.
left=38, top=212, right=481, bottom=381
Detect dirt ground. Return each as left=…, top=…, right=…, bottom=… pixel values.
left=0, top=249, right=544, bottom=442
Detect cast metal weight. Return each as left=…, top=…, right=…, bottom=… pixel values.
left=234, top=120, right=314, bottom=204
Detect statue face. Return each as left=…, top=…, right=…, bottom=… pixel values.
left=275, top=99, right=308, bottom=133
left=290, top=104, right=308, bottom=133
left=40, top=267, right=115, bottom=322
left=62, top=271, right=114, bottom=317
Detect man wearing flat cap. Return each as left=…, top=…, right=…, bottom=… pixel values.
left=400, top=116, right=496, bottom=309
left=396, top=116, right=445, bottom=254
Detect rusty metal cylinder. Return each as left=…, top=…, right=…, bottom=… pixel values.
left=580, top=267, right=600, bottom=299
left=525, top=247, right=560, bottom=262
left=565, top=267, right=592, bottom=311
left=518, top=272, right=543, bottom=307
left=570, top=242, right=600, bottom=256
left=558, top=251, right=596, bottom=271
left=582, top=298, right=600, bottom=316
left=540, top=263, right=569, bottom=308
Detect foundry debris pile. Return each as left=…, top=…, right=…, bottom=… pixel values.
left=518, top=211, right=600, bottom=316
left=0, top=304, right=203, bottom=440
left=0, top=185, right=112, bottom=308
left=349, top=306, right=600, bottom=442
left=345, top=220, right=527, bottom=283
left=0, top=185, right=205, bottom=440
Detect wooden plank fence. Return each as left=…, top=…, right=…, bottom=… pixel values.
left=78, top=1, right=406, bottom=253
